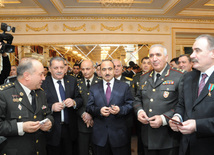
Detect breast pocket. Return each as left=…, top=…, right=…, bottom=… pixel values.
left=160, top=85, right=176, bottom=99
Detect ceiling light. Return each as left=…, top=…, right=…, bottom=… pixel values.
left=0, top=0, right=5, bottom=7
left=72, top=51, right=78, bottom=54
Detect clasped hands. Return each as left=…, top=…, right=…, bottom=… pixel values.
left=169, top=116, right=196, bottom=134
left=23, top=120, right=52, bottom=133
left=100, top=105, right=120, bottom=117
left=137, top=110, right=163, bottom=128
left=82, top=112, right=93, bottom=128
left=52, top=98, right=75, bottom=112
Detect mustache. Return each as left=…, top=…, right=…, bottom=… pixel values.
left=56, top=72, right=63, bottom=75
left=191, top=58, right=198, bottom=63
left=105, top=74, right=110, bottom=77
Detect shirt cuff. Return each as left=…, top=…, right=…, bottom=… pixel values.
left=137, top=109, right=144, bottom=116
left=174, top=113, right=183, bottom=122
left=161, top=115, right=167, bottom=126
left=17, top=122, right=25, bottom=136
left=73, top=100, right=77, bottom=109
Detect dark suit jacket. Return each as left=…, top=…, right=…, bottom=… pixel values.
left=42, top=75, right=82, bottom=146
left=175, top=69, right=214, bottom=155
left=0, top=80, right=54, bottom=155
left=86, top=79, right=133, bottom=147
left=0, top=56, right=11, bottom=85
left=77, top=76, right=101, bottom=133
left=134, top=64, right=184, bottom=150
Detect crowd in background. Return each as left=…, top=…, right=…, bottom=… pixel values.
left=0, top=34, right=214, bottom=155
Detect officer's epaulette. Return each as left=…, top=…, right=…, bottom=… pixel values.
left=77, top=78, right=82, bottom=82
left=141, top=70, right=151, bottom=76
left=125, top=77, right=133, bottom=81
left=0, top=82, right=15, bottom=91
left=97, top=77, right=102, bottom=80
left=171, top=67, right=185, bottom=74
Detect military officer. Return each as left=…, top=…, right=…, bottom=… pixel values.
left=0, top=57, right=53, bottom=155
left=134, top=44, right=184, bottom=155
left=77, top=60, right=101, bottom=155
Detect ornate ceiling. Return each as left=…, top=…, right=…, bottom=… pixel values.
left=0, top=0, right=214, bottom=19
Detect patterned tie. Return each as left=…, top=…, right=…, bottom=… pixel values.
left=106, top=83, right=111, bottom=105
left=155, top=73, right=161, bottom=84
left=57, top=80, right=69, bottom=123
left=87, top=79, right=90, bottom=89
left=30, top=90, right=36, bottom=112
left=198, top=73, right=208, bottom=96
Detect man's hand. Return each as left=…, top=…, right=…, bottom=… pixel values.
left=64, top=98, right=75, bottom=108
left=40, top=120, right=52, bottom=131
left=23, top=121, right=41, bottom=133
left=169, top=116, right=181, bottom=132
left=109, top=105, right=120, bottom=115
left=52, top=102, right=64, bottom=112
left=178, top=119, right=196, bottom=134
left=138, top=110, right=149, bottom=124
left=100, top=106, right=110, bottom=117
left=82, top=112, right=93, bottom=124
left=148, top=115, right=163, bottom=128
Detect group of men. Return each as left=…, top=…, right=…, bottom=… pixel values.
left=0, top=34, right=214, bottom=155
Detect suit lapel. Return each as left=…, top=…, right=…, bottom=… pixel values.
left=109, top=79, right=120, bottom=105
left=15, top=81, right=34, bottom=113
left=98, top=80, right=107, bottom=105
left=64, top=76, right=71, bottom=99
left=48, top=77, right=59, bottom=102
left=193, top=71, right=214, bottom=108
left=147, top=71, right=155, bottom=88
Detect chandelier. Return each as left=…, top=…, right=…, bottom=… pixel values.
left=100, top=0, right=134, bottom=7
left=0, top=0, right=4, bottom=8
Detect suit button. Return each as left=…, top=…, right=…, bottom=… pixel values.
left=149, top=109, right=152, bottom=112
left=37, top=151, right=39, bottom=155
left=19, top=116, right=21, bottom=119
left=152, top=89, right=156, bottom=92
left=150, top=99, right=153, bottom=102
left=34, top=115, right=37, bottom=119
left=36, top=140, right=39, bottom=143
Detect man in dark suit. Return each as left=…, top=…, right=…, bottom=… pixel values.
left=169, top=34, right=214, bottom=155
left=86, top=60, right=133, bottom=155
left=77, top=60, right=101, bottom=155
left=134, top=44, right=184, bottom=155
left=0, top=57, right=53, bottom=155
left=112, top=59, right=133, bottom=154
left=42, top=57, right=82, bottom=155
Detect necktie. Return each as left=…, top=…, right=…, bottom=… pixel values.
left=30, top=90, right=36, bottom=112
left=198, top=73, right=208, bottom=96
left=57, top=80, right=68, bottom=123
left=155, top=73, right=161, bottom=84
left=106, top=83, right=111, bottom=105
left=87, top=79, right=90, bottom=89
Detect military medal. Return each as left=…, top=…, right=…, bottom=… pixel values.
left=208, top=83, right=214, bottom=97
left=95, top=80, right=98, bottom=83
left=163, top=91, right=169, bottom=98
left=18, top=104, right=22, bottom=110
left=141, top=85, right=145, bottom=89
left=20, top=92, right=24, bottom=96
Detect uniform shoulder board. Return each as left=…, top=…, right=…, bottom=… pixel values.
left=171, top=67, right=185, bottom=73
left=97, top=77, right=102, bottom=80
left=0, top=82, right=15, bottom=91
left=141, top=70, right=151, bottom=76
left=125, top=77, right=133, bottom=81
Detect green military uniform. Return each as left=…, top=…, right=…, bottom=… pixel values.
left=77, top=75, right=101, bottom=155
left=0, top=80, right=54, bottom=155
left=134, top=64, right=184, bottom=150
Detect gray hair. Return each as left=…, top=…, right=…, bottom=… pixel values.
left=149, top=44, right=168, bottom=56
left=196, top=34, right=214, bottom=51
left=112, top=59, right=123, bottom=66
left=49, top=57, right=65, bottom=67
left=17, top=57, right=37, bottom=77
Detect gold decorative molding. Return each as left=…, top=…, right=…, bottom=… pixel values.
left=26, top=24, right=48, bottom=32
left=1, top=17, right=214, bottom=24
left=101, top=23, right=123, bottom=31
left=138, top=24, right=160, bottom=32
left=63, top=24, right=86, bottom=31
